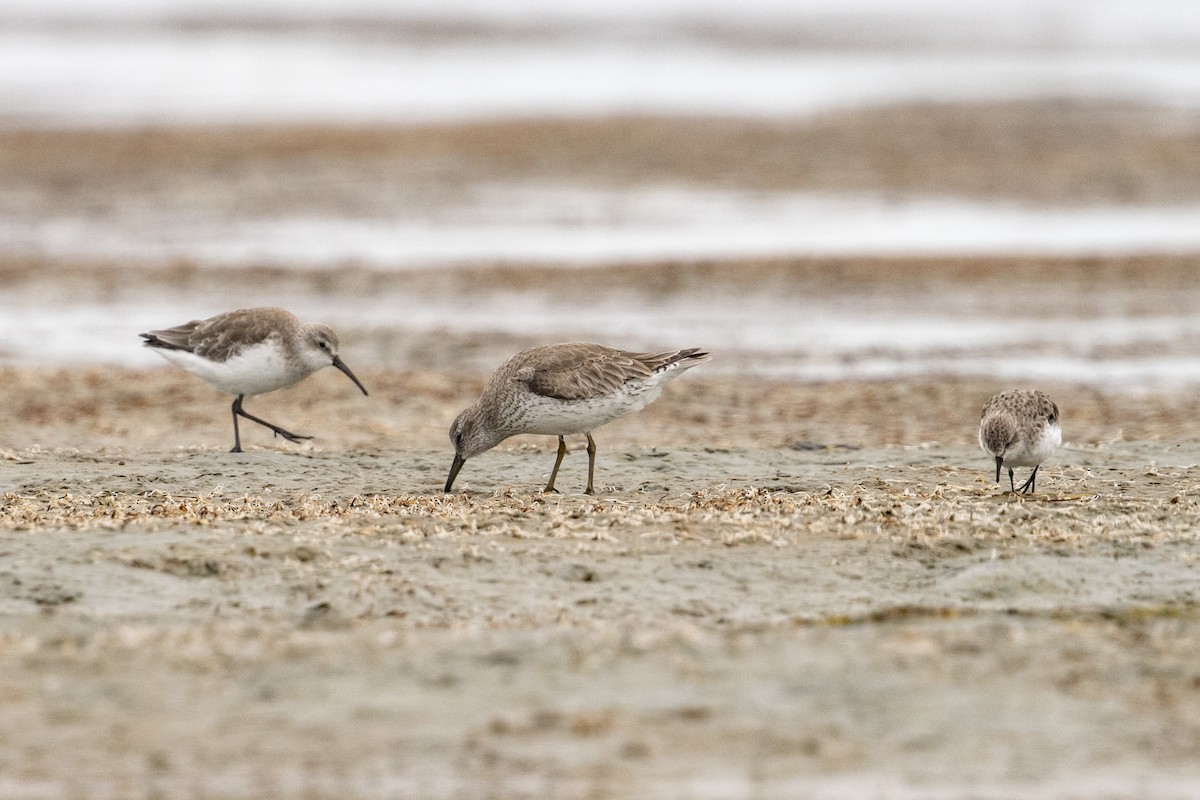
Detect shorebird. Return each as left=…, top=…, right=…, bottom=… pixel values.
left=978, top=389, right=1061, bottom=494
left=141, top=307, right=368, bottom=452
left=444, top=343, right=709, bottom=494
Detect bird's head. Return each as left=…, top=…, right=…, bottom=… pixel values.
left=305, top=324, right=368, bottom=396
left=444, top=407, right=505, bottom=491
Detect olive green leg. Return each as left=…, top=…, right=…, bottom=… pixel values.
left=544, top=435, right=568, bottom=493
left=584, top=433, right=597, bottom=495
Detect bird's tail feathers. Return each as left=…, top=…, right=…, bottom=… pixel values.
left=653, top=347, right=711, bottom=374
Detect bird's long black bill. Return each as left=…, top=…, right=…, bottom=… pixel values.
left=445, top=453, right=466, bottom=493
left=994, top=455, right=1003, bottom=484
left=332, top=356, right=369, bottom=396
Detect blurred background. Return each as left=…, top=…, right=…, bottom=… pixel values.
left=1, top=0, right=1199, bottom=387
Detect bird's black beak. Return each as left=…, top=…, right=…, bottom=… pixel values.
left=994, top=455, right=1003, bottom=484
left=445, top=453, right=466, bottom=493
left=332, top=355, right=369, bottom=396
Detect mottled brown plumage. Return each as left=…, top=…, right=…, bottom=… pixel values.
left=517, top=343, right=688, bottom=400
left=446, top=343, right=710, bottom=493
left=979, top=390, right=1062, bottom=494
left=141, top=307, right=368, bottom=452
left=141, top=307, right=307, bottom=363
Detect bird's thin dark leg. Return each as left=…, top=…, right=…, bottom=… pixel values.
left=232, top=396, right=312, bottom=446
left=230, top=396, right=244, bottom=453
left=1017, top=466, right=1039, bottom=494
left=1008, top=467, right=1017, bottom=494
left=584, top=433, right=597, bottom=495
left=544, top=435, right=568, bottom=493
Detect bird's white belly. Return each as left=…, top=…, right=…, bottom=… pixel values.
left=515, top=390, right=657, bottom=436
left=1004, top=422, right=1062, bottom=467
left=154, top=343, right=303, bottom=397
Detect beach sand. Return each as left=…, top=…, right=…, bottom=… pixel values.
left=3, top=100, right=1200, bottom=797
left=2, top=363, right=1200, bottom=798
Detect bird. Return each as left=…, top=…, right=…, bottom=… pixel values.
left=140, top=307, right=368, bottom=452
left=444, top=343, right=710, bottom=494
left=978, top=390, right=1061, bottom=494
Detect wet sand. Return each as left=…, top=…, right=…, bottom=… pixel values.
left=5, top=102, right=1200, bottom=204
left=3, top=100, right=1200, bottom=797
left=2, top=365, right=1200, bottom=798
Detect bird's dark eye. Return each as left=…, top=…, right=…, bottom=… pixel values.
left=318, top=340, right=328, bottom=350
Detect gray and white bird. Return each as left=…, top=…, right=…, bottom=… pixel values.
left=978, top=389, right=1061, bottom=493
left=445, top=342, right=709, bottom=494
left=141, top=307, right=368, bottom=452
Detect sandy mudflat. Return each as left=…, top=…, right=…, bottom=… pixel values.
left=3, top=101, right=1200, bottom=797
left=5, top=102, right=1200, bottom=204
left=2, top=366, right=1200, bottom=799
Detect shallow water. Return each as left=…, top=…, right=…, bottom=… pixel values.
left=7, top=189, right=1200, bottom=266
left=3, top=0, right=1200, bottom=127
left=4, top=0, right=1200, bottom=389
left=5, top=268, right=1200, bottom=394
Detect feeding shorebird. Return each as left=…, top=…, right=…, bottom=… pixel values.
left=445, top=343, right=709, bottom=494
left=978, top=389, right=1061, bottom=494
left=140, top=307, right=368, bottom=452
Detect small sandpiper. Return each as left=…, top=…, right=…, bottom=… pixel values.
left=445, top=342, right=710, bottom=494
left=141, top=307, right=368, bottom=452
left=978, top=389, right=1061, bottom=494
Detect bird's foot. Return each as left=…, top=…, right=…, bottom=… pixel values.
left=271, top=428, right=314, bottom=444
